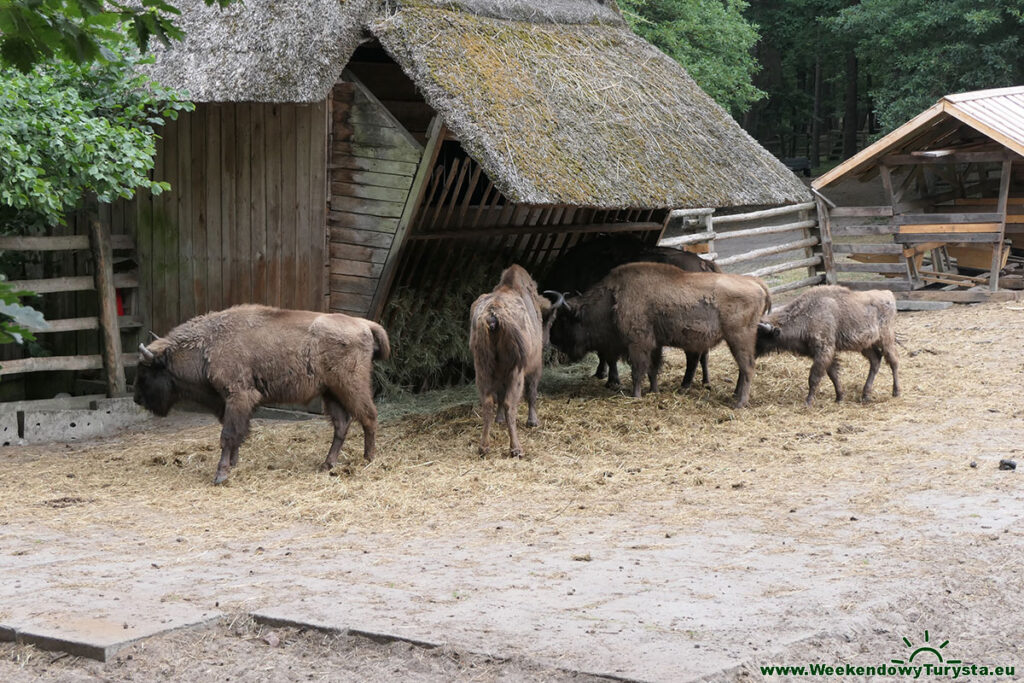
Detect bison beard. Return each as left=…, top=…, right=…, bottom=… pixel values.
left=469, top=264, right=548, bottom=458
left=134, top=305, right=390, bottom=484
left=548, top=263, right=770, bottom=408
left=755, top=285, right=900, bottom=406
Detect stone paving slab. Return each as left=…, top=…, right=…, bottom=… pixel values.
left=0, top=606, right=223, bottom=661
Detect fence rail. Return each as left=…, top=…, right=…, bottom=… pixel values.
left=660, top=201, right=822, bottom=294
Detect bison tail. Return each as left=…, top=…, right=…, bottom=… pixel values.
left=370, top=322, right=391, bottom=361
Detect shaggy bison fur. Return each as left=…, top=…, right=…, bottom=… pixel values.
left=134, top=304, right=390, bottom=484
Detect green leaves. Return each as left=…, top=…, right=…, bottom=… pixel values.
left=0, top=278, right=44, bottom=345
left=0, top=0, right=235, bottom=73
left=620, top=0, right=765, bottom=115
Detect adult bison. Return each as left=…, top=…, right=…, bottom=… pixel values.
left=543, top=234, right=721, bottom=388
left=134, top=304, right=390, bottom=484
left=548, top=263, right=770, bottom=407
left=755, top=286, right=900, bottom=406
left=469, top=264, right=552, bottom=458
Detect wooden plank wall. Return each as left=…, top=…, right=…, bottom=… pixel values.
left=327, top=82, right=420, bottom=317
left=131, top=102, right=328, bottom=335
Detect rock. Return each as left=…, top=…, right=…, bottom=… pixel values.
left=262, top=632, right=281, bottom=647
left=998, top=459, right=1016, bottom=471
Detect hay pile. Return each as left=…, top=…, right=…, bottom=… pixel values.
left=2, top=302, right=1022, bottom=549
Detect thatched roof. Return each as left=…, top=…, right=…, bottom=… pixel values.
left=139, top=0, right=375, bottom=103
left=142, top=0, right=810, bottom=209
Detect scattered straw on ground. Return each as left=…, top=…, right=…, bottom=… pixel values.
left=2, top=302, right=1022, bottom=549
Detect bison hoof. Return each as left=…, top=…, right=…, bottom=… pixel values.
left=594, top=368, right=607, bottom=379
left=478, top=445, right=490, bottom=457
left=319, top=462, right=334, bottom=473
left=526, top=418, right=539, bottom=428
left=605, top=381, right=621, bottom=390
left=508, top=448, right=523, bottom=458
left=213, top=472, right=229, bottom=485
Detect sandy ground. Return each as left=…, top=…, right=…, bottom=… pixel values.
left=1, top=302, right=1023, bottom=682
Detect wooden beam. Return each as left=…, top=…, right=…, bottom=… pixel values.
left=89, top=216, right=126, bottom=396
left=0, top=353, right=138, bottom=376
left=898, top=290, right=1024, bottom=303
left=368, top=116, right=446, bottom=320
left=881, top=150, right=1013, bottom=165
left=899, top=233, right=1001, bottom=243
left=31, top=316, right=143, bottom=334
left=710, top=201, right=815, bottom=224
left=897, top=223, right=1001, bottom=234
left=898, top=212, right=1003, bottom=224
left=6, top=272, right=138, bottom=295
left=991, top=159, right=1013, bottom=291
left=828, top=206, right=894, bottom=218
left=0, top=234, right=135, bottom=251
left=714, top=219, right=816, bottom=241
left=715, top=237, right=819, bottom=267
left=408, top=221, right=663, bottom=241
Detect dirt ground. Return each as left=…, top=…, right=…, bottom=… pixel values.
left=1, top=302, right=1023, bottom=681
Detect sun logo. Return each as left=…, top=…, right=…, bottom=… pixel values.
left=890, top=630, right=962, bottom=665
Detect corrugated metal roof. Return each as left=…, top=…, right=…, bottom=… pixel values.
left=813, top=85, right=1024, bottom=190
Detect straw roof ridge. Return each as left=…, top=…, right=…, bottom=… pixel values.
left=373, top=5, right=810, bottom=208
left=139, top=0, right=377, bottom=103
left=402, top=0, right=626, bottom=26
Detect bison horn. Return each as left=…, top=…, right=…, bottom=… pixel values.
left=149, top=331, right=162, bottom=342
left=757, top=322, right=778, bottom=337
left=542, top=290, right=567, bottom=310
left=138, top=343, right=156, bottom=362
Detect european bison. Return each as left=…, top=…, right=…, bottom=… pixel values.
left=542, top=234, right=721, bottom=388
left=134, top=304, right=390, bottom=484
left=549, top=263, right=770, bottom=407
left=469, top=264, right=550, bottom=458
left=755, top=285, right=900, bottom=406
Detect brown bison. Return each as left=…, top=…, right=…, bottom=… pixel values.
left=543, top=234, right=721, bottom=388
left=134, top=304, right=390, bottom=484
left=549, top=263, right=770, bottom=407
left=755, top=286, right=900, bottom=406
left=469, top=264, right=551, bottom=458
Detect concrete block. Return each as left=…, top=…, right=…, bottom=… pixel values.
left=21, top=399, right=149, bottom=444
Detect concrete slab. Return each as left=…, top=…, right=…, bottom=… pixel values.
left=0, top=410, right=20, bottom=447
left=20, top=397, right=149, bottom=444
left=0, top=607, right=223, bottom=661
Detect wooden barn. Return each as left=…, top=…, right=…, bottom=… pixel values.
left=2, top=0, right=810, bottom=400
left=813, top=86, right=1024, bottom=299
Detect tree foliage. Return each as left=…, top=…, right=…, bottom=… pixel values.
left=619, top=0, right=765, bottom=115
left=0, top=0, right=234, bottom=72
left=832, top=0, right=1024, bottom=130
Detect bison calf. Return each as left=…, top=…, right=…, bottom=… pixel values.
left=469, top=264, right=550, bottom=458
left=134, top=304, right=390, bottom=484
left=755, top=285, right=900, bottom=406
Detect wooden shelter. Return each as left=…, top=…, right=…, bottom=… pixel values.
left=3, top=0, right=811, bottom=400
left=813, top=86, right=1024, bottom=299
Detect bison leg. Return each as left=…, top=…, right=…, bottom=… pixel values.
left=805, top=351, right=833, bottom=407
left=700, top=351, right=711, bottom=388
left=319, top=394, right=353, bottom=472
left=680, top=351, right=700, bottom=389
left=860, top=346, right=883, bottom=402
left=478, top=389, right=497, bottom=456
left=503, top=371, right=526, bottom=457
left=214, top=395, right=256, bottom=485
left=627, top=344, right=652, bottom=398
left=726, top=338, right=756, bottom=409
left=525, top=369, right=541, bottom=428
left=648, top=346, right=664, bottom=393
left=826, top=359, right=844, bottom=402
left=594, top=359, right=608, bottom=380
left=884, top=346, right=900, bottom=397
left=604, top=354, right=621, bottom=390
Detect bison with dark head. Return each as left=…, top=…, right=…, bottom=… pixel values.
left=542, top=234, right=720, bottom=388
left=549, top=263, right=770, bottom=407
left=755, top=285, right=900, bottom=405
left=135, top=304, right=390, bottom=484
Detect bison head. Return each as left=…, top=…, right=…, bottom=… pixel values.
left=133, top=343, right=177, bottom=416
left=754, top=321, right=782, bottom=357
left=547, top=295, right=589, bottom=361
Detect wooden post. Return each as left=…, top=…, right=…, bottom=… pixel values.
left=990, top=159, right=1012, bottom=291
left=813, top=195, right=837, bottom=285
left=88, top=215, right=127, bottom=396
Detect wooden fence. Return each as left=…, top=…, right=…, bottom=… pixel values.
left=659, top=201, right=823, bottom=294
left=0, top=220, right=135, bottom=395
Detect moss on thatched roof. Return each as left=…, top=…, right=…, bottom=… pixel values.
left=140, top=0, right=809, bottom=209
left=373, top=4, right=809, bottom=208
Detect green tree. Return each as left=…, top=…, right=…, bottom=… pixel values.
left=620, top=0, right=766, bottom=115
left=0, top=0, right=233, bottom=72
left=833, top=0, right=1024, bottom=131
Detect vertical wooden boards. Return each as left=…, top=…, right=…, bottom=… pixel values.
left=233, top=104, right=252, bottom=303
left=177, top=112, right=195, bottom=322
left=88, top=217, right=126, bottom=396
left=265, top=104, right=283, bottom=307
left=250, top=104, right=268, bottom=307
left=190, top=106, right=208, bottom=316
left=205, top=104, right=224, bottom=316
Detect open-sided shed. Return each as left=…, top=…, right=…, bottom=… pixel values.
left=3, top=0, right=811, bottom=400
left=813, top=86, right=1024, bottom=297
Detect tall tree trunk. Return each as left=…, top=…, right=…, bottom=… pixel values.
left=810, top=50, right=822, bottom=168
left=842, top=51, right=858, bottom=159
